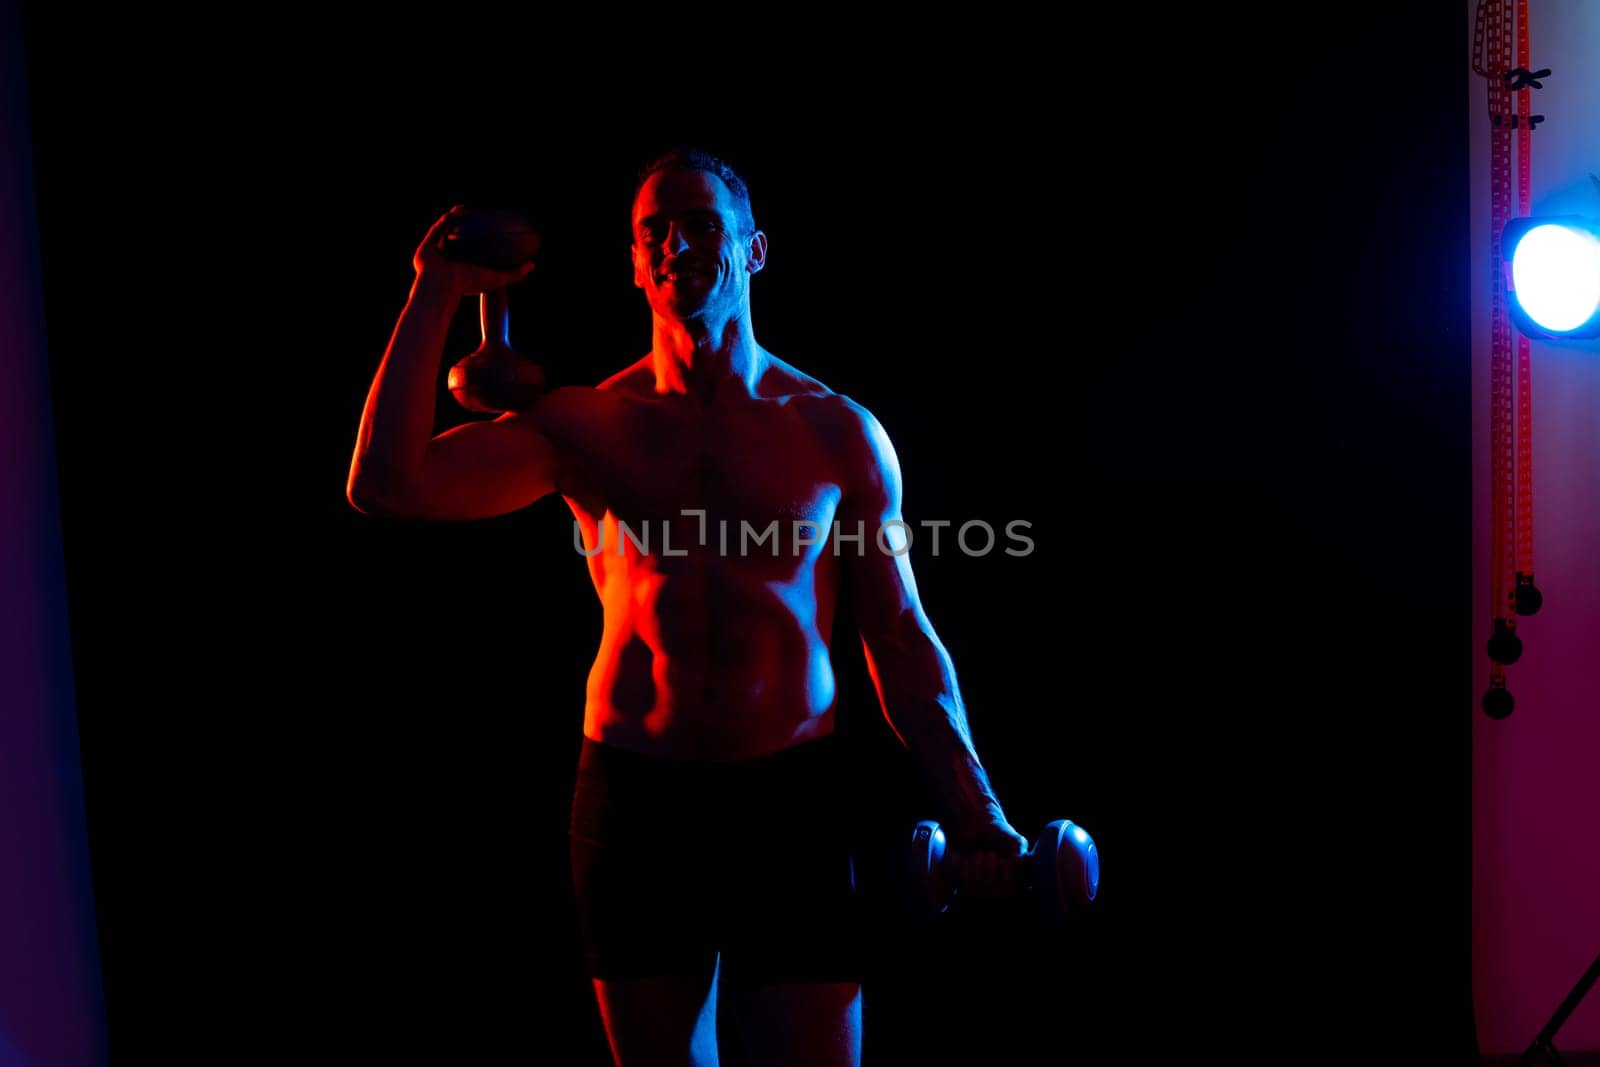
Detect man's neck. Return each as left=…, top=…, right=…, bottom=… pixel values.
left=651, top=311, right=765, bottom=402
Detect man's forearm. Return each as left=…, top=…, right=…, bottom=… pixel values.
left=869, top=629, right=1005, bottom=832
left=348, top=277, right=460, bottom=506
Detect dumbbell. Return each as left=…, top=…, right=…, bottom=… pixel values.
left=907, top=819, right=1099, bottom=920
left=439, top=207, right=546, bottom=414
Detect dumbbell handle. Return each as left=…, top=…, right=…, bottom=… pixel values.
left=939, top=836, right=1029, bottom=881
left=480, top=288, right=511, bottom=346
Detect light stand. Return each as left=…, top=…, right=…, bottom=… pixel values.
left=1519, top=950, right=1600, bottom=1065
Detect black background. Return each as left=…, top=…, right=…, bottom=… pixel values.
left=22, top=11, right=1473, bottom=1063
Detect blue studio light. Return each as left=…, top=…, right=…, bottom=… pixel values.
left=1502, top=215, right=1600, bottom=340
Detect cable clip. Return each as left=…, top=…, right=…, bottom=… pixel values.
left=1504, top=66, right=1551, bottom=91
left=1492, top=113, right=1545, bottom=130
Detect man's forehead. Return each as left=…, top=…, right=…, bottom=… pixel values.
left=633, top=168, right=736, bottom=220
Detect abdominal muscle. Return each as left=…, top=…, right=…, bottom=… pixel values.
left=582, top=554, right=841, bottom=762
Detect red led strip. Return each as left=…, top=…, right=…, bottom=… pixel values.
left=1474, top=0, right=1526, bottom=709
left=1513, top=0, right=1536, bottom=597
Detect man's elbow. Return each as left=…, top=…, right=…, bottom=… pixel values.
left=347, top=485, right=383, bottom=516
left=346, top=483, right=385, bottom=517
left=346, top=471, right=408, bottom=517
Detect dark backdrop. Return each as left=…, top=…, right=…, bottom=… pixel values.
left=22, top=12, right=1472, bottom=1063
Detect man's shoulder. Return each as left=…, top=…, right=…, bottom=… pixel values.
left=758, top=352, right=834, bottom=402
left=796, top=389, right=884, bottom=443
left=595, top=357, right=655, bottom=395
left=758, top=356, right=879, bottom=431
left=780, top=386, right=894, bottom=490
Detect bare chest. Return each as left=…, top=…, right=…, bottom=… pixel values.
left=558, top=393, right=844, bottom=547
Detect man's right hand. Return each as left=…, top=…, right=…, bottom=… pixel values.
left=413, top=205, right=537, bottom=299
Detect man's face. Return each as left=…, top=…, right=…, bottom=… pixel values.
left=631, top=168, right=764, bottom=320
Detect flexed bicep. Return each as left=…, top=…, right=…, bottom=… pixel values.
left=410, top=408, right=564, bottom=520
left=354, top=391, right=574, bottom=521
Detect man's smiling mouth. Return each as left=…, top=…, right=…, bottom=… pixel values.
left=660, top=264, right=714, bottom=283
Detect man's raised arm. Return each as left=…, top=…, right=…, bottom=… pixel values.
left=346, top=206, right=555, bottom=521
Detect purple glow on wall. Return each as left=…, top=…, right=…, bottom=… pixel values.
left=1, top=3, right=109, bottom=1062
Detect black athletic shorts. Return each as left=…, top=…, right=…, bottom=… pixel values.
left=569, top=732, right=863, bottom=987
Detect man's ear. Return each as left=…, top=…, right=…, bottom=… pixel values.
left=746, top=230, right=768, bottom=274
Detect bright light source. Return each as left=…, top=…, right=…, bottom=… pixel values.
left=1502, top=216, right=1600, bottom=339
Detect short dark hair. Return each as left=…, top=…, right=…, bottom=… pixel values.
left=633, top=146, right=757, bottom=236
